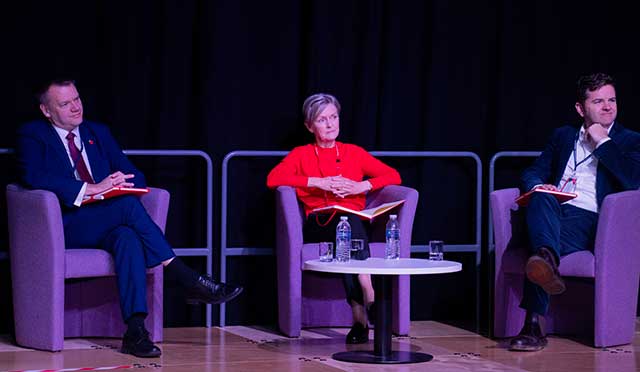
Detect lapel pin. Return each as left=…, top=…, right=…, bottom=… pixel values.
left=89, top=140, right=94, bottom=145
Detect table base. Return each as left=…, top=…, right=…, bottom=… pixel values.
left=332, top=350, right=433, bottom=364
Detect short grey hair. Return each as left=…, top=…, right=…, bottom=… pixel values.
left=302, top=93, right=341, bottom=127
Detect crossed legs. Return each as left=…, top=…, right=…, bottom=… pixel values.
left=63, top=195, right=242, bottom=357
left=510, top=193, right=598, bottom=351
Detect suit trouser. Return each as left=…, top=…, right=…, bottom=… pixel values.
left=520, top=193, right=598, bottom=315
left=63, top=196, right=175, bottom=321
left=304, top=213, right=371, bottom=306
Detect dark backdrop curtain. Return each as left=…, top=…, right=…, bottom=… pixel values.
left=5, top=0, right=640, bottom=153
left=2, top=0, right=640, bottom=329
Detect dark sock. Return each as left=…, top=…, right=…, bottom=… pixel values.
left=538, top=247, right=559, bottom=266
left=525, top=311, right=540, bottom=325
left=165, top=257, right=200, bottom=288
left=126, top=313, right=147, bottom=335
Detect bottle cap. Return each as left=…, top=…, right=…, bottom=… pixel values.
left=390, top=214, right=397, bottom=219
left=340, top=216, right=348, bottom=220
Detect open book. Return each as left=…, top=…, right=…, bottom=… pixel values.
left=82, top=187, right=149, bottom=205
left=311, top=199, right=405, bottom=221
left=515, top=188, right=577, bottom=207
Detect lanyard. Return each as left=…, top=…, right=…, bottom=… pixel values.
left=313, top=143, right=340, bottom=175
left=572, top=131, right=593, bottom=173
left=313, top=143, right=341, bottom=226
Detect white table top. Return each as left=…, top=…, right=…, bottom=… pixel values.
left=303, top=257, right=462, bottom=275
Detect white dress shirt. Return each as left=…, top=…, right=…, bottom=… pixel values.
left=51, top=125, right=94, bottom=206
left=557, top=124, right=613, bottom=213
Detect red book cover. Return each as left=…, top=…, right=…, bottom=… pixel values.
left=82, top=187, right=149, bottom=205
left=515, top=188, right=577, bottom=207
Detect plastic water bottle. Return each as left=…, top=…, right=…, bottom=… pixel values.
left=385, top=214, right=400, bottom=259
left=335, top=216, right=351, bottom=262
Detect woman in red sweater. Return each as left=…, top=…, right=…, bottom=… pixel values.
left=267, top=93, right=401, bottom=344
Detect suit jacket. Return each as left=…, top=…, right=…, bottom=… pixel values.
left=16, top=119, right=146, bottom=209
left=521, top=122, right=640, bottom=208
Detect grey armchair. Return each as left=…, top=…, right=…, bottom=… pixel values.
left=6, top=184, right=168, bottom=351
left=491, top=188, right=640, bottom=347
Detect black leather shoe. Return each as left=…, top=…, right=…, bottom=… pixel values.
left=346, top=322, right=369, bottom=344
left=509, top=321, right=548, bottom=352
left=121, top=327, right=161, bottom=358
left=525, top=247, right=565, bottom=295
left=185, top=275, right=243, bottom=305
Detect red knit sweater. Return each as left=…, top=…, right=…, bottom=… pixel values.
left=267, top=142, right=401, bottom=216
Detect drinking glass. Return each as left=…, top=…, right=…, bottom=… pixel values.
left=351, top=239, right=365, bottom=260
left=428, top=240, right=444, bottom=261
left=318, top=242, right=334, bottom=262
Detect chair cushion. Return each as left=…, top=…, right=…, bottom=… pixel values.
left=65, top=249, right=116, bottom=278
left=502, top=247, right=595, bottom=278
left=557, top=251, right=595, bottom=277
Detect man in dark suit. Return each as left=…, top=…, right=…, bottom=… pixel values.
left=510, top=73, right=640, bottom=351
left=15, top=79, right=243, bottom=358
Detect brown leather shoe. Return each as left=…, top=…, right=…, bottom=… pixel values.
left=525, top=247, right=565, bottom=295
left=509, top=321, right=548, bottom=352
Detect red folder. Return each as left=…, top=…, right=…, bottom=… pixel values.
left=515, top=188, right=577, bottom=207
left=82, top=187, right=149, bottom=205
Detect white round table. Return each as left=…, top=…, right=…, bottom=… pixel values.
left=303, top=257, right=462, bottom=364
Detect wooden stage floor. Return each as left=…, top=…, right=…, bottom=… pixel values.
left=1, top=320, right=639, bottom=372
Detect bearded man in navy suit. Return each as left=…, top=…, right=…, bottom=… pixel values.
left=16, top=79, right=242, bottom=358
left=510, top=73, right=640, bottom=351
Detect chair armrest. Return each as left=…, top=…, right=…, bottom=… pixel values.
left=365, top=185, right=415, bottom=209
left=275, top=186, right=304, bottom=260
left=366, top=185, right=419, bottom=258
left=275, top=186, right=305, bottom=336
left=6, top=184, right=66, bottom=336
left=139, top=187, right=170, bottom=233
left=594, top=190, right=640, bottom=294
left=6, top=183, right=66, bottom=275
left=490, top=188, right=520, bottom=260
